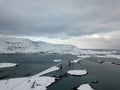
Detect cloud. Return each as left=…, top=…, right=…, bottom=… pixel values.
left=0, top=0, right=120, bottom=48
left=64, top=31, right=120, bottom=49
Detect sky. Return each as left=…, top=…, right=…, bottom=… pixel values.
left=0, top=0, right=120, bottom=49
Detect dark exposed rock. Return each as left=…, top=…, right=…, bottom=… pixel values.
left=0, top=75, right=9, bottom=79
left=0, top=70, right=3, bottom=73
left=92, top=80, right=99, bottom=83
left=97, top=60, right=105, bottom=64
left=24, top=73, right=31, bottom=77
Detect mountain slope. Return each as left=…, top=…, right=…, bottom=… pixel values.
left=0, top=37, right=79, bottom=54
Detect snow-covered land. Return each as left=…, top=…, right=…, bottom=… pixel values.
left=78, top=49, right=120, bottom=59
left=53, top=59, right=62, bottom=62
left=77, top=84, right=94, bottom=90
left=77, top=55, right=90, bottom=58
left=0, top=37, right=120, bottom=57
left=96, top=54, right=120, bottom=59
left=0, top=37, right=79, bottom=55
left=70, top=57, right=88, bottom=63
left=34, top=66, right=60, bottom=77
left=0, top=76, right=55, bottom=90
left=0, top=63, right=17, bottom=68
left=0, top=65, right=60, bottom=90
left=67, top=70, right=87, bottom=76
left=70, top=59, right=81, bottom=63
left=79, top=49, right=112, bottom=55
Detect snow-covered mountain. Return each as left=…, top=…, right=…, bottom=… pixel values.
left=0, top=37, right=79, bottom=54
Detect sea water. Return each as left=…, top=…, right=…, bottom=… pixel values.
left=0, top=53, right=120, bottom=90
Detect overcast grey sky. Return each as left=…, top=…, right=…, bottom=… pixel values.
left=0, top=0, right=120, bottom=49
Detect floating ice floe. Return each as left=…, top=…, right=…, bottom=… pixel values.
left=77, top=55, right=90, bottom=58
left=0, top=76, right=55, bottom=90
left=53, top=59, right=62, bottom=62
left=70, top=59, right=80, bottom=63
left=0, top=63, right=17, bottom=68
left=67, top=70, right=87, bottom=76
left=70, top=57, right=87, bottom=63
left=0, top=65, right=60, bottom=90
left=77, top=84, right=94, bottom=90
left=35, top=66, right=60, bottom=77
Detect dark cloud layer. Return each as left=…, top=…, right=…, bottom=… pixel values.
left=0, top=0, right=120, bottom=48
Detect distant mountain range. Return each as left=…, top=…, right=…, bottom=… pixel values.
left=0, top=37, right=79, bottom=54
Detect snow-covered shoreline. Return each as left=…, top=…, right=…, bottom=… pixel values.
left=70, top=57, right=88, bottom=63
left=96, top=54, right=120, bottom=59
left=34, top=66, right=60, bottom=77
left=0, top=64, right=60, bottom=90
left=0, top=63, right=17, bottom=68
left=0, top=76, right=56, bottom=90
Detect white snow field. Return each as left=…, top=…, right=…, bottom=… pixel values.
left=0, top=65, right=60, bottom=90
left=96, top=54, right=120, bottom=59
left=77, top=84, right=94, bottom=90
left=0, top=37, right=119, bottom=58
left=67, top=70, right=87, bottom=76
left=0, top=37, right=79, bottom=55
left=0, top=76, right=55, bottom=90
left=0, top=63, right=17, bottom=68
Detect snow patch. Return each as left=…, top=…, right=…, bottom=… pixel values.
left=0, top=76, right=55, bottom=90
left=77, top=55, right=90, bottom=58
left=96, top=54, right=120, bottom=59
left=53, top=59, right=62, bottom=62
left=67, top=70, right=87, bottom=76
left=0, top=65, right=60, bottom=90
left=0, top=63, right=17, bottom=68
left=70, top=57, right=86, bottom=63
left=77, top=84, right=94, bottom=90
left=34, top=66, right=60, bottom=77
left=70, top=59, right=80, bottom=63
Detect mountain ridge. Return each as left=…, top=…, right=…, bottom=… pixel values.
left=0, top=37, right=79, bottom=54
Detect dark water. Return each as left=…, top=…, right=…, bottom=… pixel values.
left=0, top=53, right=120, bottom=90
